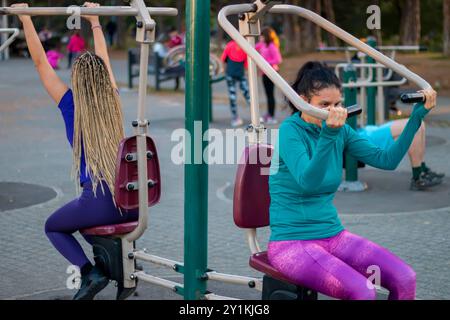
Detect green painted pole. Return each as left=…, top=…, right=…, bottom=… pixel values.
left=344, top=66, right=358, bottom=182
left=366, top=37, right=377, bottom=125
left=184, top=0, right=210, bottom=300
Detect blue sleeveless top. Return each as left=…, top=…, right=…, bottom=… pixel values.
left=57, top=89, right=90, bottom=186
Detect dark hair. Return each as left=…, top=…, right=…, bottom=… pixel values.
left=261, top=27, right=272, bottom=46
left=289, top=61, right=342, bottom=114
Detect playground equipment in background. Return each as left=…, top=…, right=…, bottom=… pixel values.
left=127, top=47, right=184, bottom=90
left=0, top=27, right=18, bottom=53
left=165, top=43, right=227, bottom=123
left=320, top=41, right=428, bottom=124
left=337, top=61, right=408, bottom=192
left=1, top=0, right=432, bottom=300
left=127, top=43, right=224, bottom=93
left=325, top=41, right=426, bottom=192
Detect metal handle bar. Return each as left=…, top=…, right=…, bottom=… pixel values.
left=317, top=45, right=427, bottom=52
left=400, top=93, right=425, bottom=104
left=218, top=4, right=431, bottom=120
left=334, top=63, right=407, bottom=88
left=0, top=28, right=19, bottom=52
left=0, top=6, right=177, bottom=17
left=335, top=63, right=374, bottom=84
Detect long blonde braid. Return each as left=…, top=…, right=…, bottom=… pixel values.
left=71, top=51, right=124, bottom=205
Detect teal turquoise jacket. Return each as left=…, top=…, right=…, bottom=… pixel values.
left=269, top=103, right=429, bottom=241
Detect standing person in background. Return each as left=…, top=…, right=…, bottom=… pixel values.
left=38, top=25, right=53, bottom=51
left=270, top=27, right=280, bottom=49
left=105, top=19, right=117, bottom=47
left=221, top=39, right=251, bottom=127
left=256, top=27, right=282, bottom=125
left=67, top=30, right=86, bottom=69
left=46, top=40, right=64, bottom=70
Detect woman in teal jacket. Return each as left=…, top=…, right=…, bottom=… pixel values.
left=268, top=61, right=436, bottom=300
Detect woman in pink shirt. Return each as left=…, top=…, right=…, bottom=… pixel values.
left=67, top=31, right=86, bottom=68
left=256, top=27, right=282, bottom=124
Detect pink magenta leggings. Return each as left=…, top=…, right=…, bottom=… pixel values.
left=268, top=230, right=416, bottom=300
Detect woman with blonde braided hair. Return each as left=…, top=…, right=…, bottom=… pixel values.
left=13, top=2, right=138, bottom=300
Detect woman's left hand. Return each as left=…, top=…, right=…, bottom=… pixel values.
left=81, top=2, right=100, bottom=25
left=418, top=88, right=437, bottom=111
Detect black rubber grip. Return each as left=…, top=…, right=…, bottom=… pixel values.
left=400, top=93, right=425, bottom=104
left=346, top=104, right=362, bottom=118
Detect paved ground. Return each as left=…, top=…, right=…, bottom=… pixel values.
left=0, top=56, right=449, bottom=300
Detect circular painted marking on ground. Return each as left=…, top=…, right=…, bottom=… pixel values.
left=0, top=181, right=58, bottom=212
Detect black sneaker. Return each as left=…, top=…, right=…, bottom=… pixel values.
left=410, top=173, right=442, bottom=191
left=73, top=266, right=109, bottom=300
left=424, top=170, right=445, bottom=180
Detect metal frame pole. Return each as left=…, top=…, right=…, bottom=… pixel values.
left=184, top=0, right=210, bottom=300
left=339, top=65, right=367, bottom=192
left=238, top=5, right=264, bottom=145
left=0, top=27, right=18, bottom=53
left=125, top=0, right=155, bottom=242
left=1, top=0, right=8, bottom=60
left=366, top=37, right=377, bottom=125
left=0, top=6, right=177, bottom=17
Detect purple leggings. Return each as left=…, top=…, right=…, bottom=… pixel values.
left=45, top=181, right=138, bottom=268
left=268, top=230, right=416, bottom=300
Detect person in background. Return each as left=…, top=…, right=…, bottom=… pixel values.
left=153, top=33, right=170, bottom=59
left=38, top=25, right=53, bottom=52
left=67, top=30, right=86, bottom=69
left=46, top=40, right=64, bottom=70
left=105, top=19, right=117, bottom=47
left=256, top=27, right=282, bottom=124
left=357, top=118, right=444, bottom=190
left=221, top=39, right=251, bottom=127
left=269, top=27, right=280, bottom=49
left=153, top=33, right=185, bottom=89
left=168, top=27, right=183, bottom=48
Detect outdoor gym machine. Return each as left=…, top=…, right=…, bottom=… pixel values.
left=335, top=62, right=408, bottom=192
left=216, top=0, right=433, bottom=300
left=0, top=27, right=18, bottom=53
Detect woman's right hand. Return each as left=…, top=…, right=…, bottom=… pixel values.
left=11, top=3, right=30, bottom=22
left=325, top=106, right=348, bottom=129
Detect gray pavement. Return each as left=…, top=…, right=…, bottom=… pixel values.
left=0, top=57, right=449, bottom=300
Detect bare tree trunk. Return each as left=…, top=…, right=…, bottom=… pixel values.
left=322, top=0, right=337, bottom=47
left=444, top=0, right=450, bottom=55
left=214, top=0, right=225, bottom=50
left=283, top=13, right=301, bottom=55
left=176, top=1, right=184, bottom=32
left=399, top=0, right=421, bottom=45
left=299, top=0, right=321, bottom=52
left=115, top=16, right=126, bottom=49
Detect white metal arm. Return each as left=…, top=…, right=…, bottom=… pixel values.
left=0, top=6, right=177, bottom=17
left=218, top=3, right=432, bottom=120
left=0, top=28, right=18, bottom=52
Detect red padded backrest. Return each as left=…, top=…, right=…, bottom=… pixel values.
left=233, top=144, right=274, bottom=228
left=114, top=135, right=161, bottom=210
